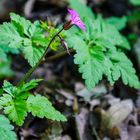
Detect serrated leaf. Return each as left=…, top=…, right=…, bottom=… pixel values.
left=0, top=81, right=29, bottom=126
left=104, top=16, right=130, bottom=50
left=19, top=79, right=42, bottom=92
left=66, top=33, right=105, bottom=90
left=0, top=13, right=48, bottom=67
left=84, top=17, right=124, bottom=48
left=107, top=51, right=140, bottom=88
left=104, top=57, right=114, bottom=85
left=2, top=80, right=16, bottom=95
left=0, top=94, right=28, bottom=126
left=27, top=94, right=67, bottom=121
left=65, top=16, right=140, bottom=89
left=10, top=13, right=48, bottom=67
left=23, top=45, right=45, bottom=67
left=10, top=12, right=32, bottom=36
left=0, top=79, right=67, bottom=126
left=106, top=16, right=127, bottom=30
left=10, top=13, right=48, bottom=47
left=0, top=22, right=25, bottom=48
left=65, top=19, right=112, bottom=90
left=101, top=20, right=123, bottom=46
left=119, top=35, right=131, bottom=50
left=0, top=60, right=14, bottom=78
left=0, top=115, right=17, bottom=140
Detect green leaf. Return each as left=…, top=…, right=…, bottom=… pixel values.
left=0, top=45, right=19, bottom=54
left=65, top=17, right=139, bottom=89
left=107, top=51, right=140, bottom=88
left=0, top=81, right=28, bottom=126
left=0, top=22, right=25, bottom=48
left=0, top=115, right=17, bottom=140
left=27, top=94, right=67, bottom=122
left=0, top=79, right=41, bottom=126
left=10, top=12, right=32, bottom=36
left=106, top=16, right=127, bottom=30
left=29, top=22, right=49, bottom=47
left=0, top=93, right=28, bottom=126
left=65, top=18, right=121, bottom=89
left=101, top=19, right=123, bottom=46
left=66, top=33, right=105, bottom=90
left=0, top=13, right=48, bottom=67
left=129, top=0, right=140, bottom=5
left=2, top=80, right=16, bottom=95
left=0, top=60, right=14, bottom=78
left=0, top=79, right=67, bottom=126
left=104, top=57, right=114, bottom=85
left=84, top=17, right=123, bottom=48
left=105, top=16, right=130, bottom=50
left=10, top=13, right=48, bottom=47
left=0, top=48, right=7, bottom=62
left=19, top=79, right=42, bottom=92
left=68, top=0, right=95, bottom=20
left=23, top=45, right=45, bottom=67
left=10, top=13, right=48, bottom=67
left=119, top=35, right=131, bottom=50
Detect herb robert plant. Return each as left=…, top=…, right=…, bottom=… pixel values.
left=0, top=6, right=139, bottom=140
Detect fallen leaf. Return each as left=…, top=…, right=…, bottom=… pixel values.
left=107, top=100, right=133, bottom=128
left=75, top=108, right=93, bottom=140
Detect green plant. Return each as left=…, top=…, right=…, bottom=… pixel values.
left=0, top=79, right=66, bottom=126
left=0, top=115, right=17, bottom=140
left=65, top=17, right=139, bottom=90
left=0, top=34, right=19, bottom=78
left=0, top=0, right=139, bottom=139
left=67, top=0, right=139, bottom=90
left=129, top=0, right=140, bottom=6
left=0, top=12, right=67, bottom=139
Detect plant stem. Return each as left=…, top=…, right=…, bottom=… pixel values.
left=47, top=49, right=74, bottom=61
left=17, top=28, right=64, bottom=86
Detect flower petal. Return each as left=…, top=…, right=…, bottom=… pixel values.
left=68, top=8, right=86, bottom=31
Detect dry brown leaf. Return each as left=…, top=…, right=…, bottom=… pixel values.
left=56, top=89, right=74, bottom=100
left=75, top=108, right=93, bottom=140
left=107, top=99, right=133, bottom=128
left=99, top=100, right=133, bottom=132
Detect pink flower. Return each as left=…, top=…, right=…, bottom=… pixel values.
left=68, top=8, right=86, bottom=31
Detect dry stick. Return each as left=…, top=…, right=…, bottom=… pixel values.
left=17, top=28, right=64, bottom=86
